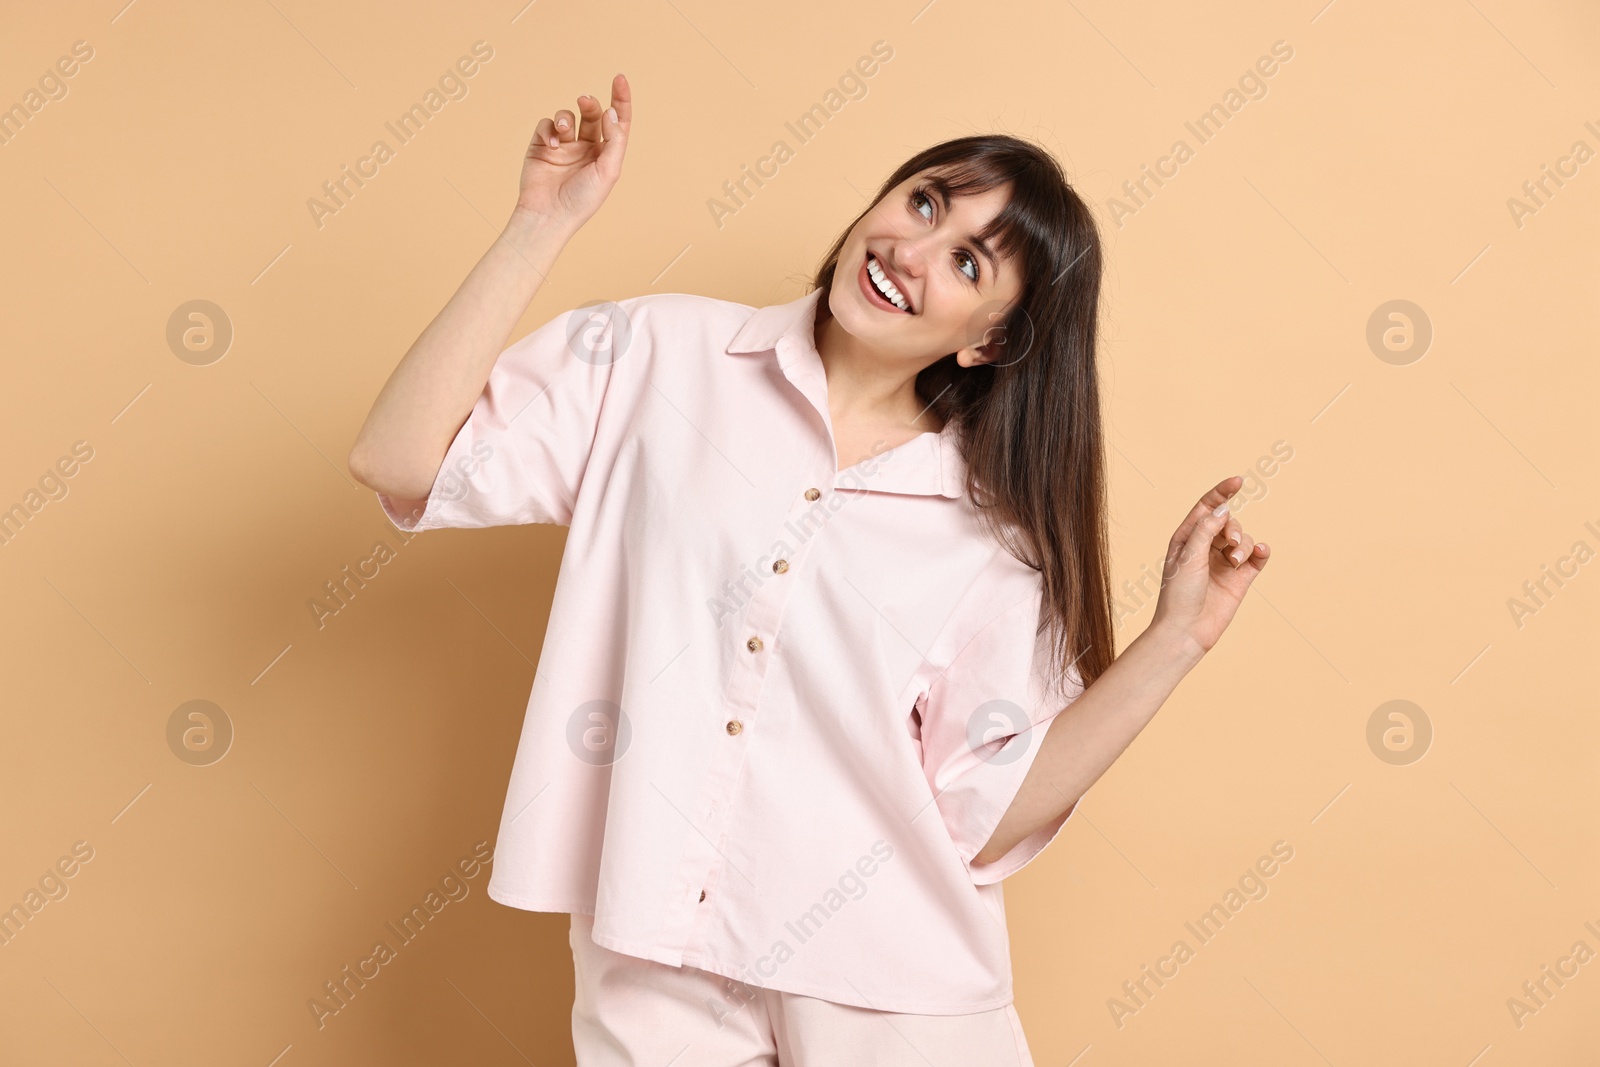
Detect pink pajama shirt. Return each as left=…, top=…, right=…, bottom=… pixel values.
left=378, top=286, right=1085, bottom=1017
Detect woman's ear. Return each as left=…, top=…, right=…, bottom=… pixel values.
left=955, top=298, right=1014, bottom=367
left=954, top=324, right=1007, bottom=368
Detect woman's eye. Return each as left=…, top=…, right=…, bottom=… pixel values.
left=911, top=187, right=980, bottom=284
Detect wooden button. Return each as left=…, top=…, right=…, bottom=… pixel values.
left=772, top=559, right=788, bottom=574
left=746, top=635, right=763, bottom=653
left=699, top=889, right=706, bottom=902
left=804, top=488, right=821, bottom=501
left=725, top=720, right=743, bottom=735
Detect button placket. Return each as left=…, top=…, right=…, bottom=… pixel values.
left=673, top=479, right=834, bottom=950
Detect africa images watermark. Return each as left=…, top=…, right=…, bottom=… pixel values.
left=0, top=840, right=97, bottom=949
left=1103, top=39, right=1295, bottom=229
left=1504, top=119, right=1600, bottom=230
left=0, top=39, right=96, bottom=149
left=0, top=439, right=95, bottom=549
left=705, top=436, right=894, bottom=629
left=309, top=442, right=495, bottom=629
left=707, top=40, right=896, bottom=229
left=1505, top=917, right=1600, bottom=1030
left=306, top=840, right=493, bottom=1030
left=1504, top=517, right=1600, bottom=631
left=1107, top=839, right=1295, bottom=1028
left=306, top=40, right=495, bottom=230
left=705, top=838, right=897, bottom=1028
left=307, top=525, right=420, bottom=629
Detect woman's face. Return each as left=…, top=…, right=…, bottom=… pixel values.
left=827, top=170, right=1023, bottom=368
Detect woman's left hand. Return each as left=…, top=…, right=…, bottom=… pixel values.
left=1149, top=475, right=1271, bottom=656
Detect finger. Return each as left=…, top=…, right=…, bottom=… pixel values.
left=595, top=75, right=631, bottom=168
left=575, top=94, right=604, bottom=143
left=608, top=71, right=632, bottom=128
left=1175, top=503, right=1232, bottom=574
left=1168, top=475, right=1244, bottom=570
left=1238, top=540, right=1270, bottom=576
left=1220, top=528, right=1256, bottom=568
left=532, top=116, right=558, bottom=150
left=1212, top=514, right=1243, bottom=553
left=1165, top=498, right=1220, bottom=581
left=1211, top=516, right=1257, bottom=566
left=553, top=108, right=577, bottom=142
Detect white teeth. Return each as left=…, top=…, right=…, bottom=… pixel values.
left=866, top=254, right=909, bottom=312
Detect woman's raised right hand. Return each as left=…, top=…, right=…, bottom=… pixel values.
left=515, top=72, right=632, bottom=227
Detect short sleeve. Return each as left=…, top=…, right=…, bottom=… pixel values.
left=916, top=594, right=1086, bottom=886
left=377, top=302, right=633, bottom=532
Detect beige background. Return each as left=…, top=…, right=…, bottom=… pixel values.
left=2, top=0, right=1596, bottom=1063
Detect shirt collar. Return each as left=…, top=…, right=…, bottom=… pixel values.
left=727, top=288, right=966, bottom=501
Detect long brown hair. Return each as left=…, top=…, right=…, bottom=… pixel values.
left=810, top=133, right=1113, bottom=695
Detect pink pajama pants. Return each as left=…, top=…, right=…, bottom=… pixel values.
left=568, top=912, right=1036, bottom=1066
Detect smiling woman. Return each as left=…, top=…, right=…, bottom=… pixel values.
left=809, top=136, right=1116, bottom=696
left=348, top=74, right=1270, bottom=1066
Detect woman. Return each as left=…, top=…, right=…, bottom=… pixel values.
left=349, top=73, right=1269, bottom=1066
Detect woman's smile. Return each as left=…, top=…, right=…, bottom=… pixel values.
left=858, top=251, right=914, bottom=314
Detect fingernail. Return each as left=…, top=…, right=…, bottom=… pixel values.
left=557, top=118, right=568, bottom=129
left=606, top=106, right=617, bottom=122
left=1229, top=532, right=1241, bottom=545
left=1231, top=548, right=1244, bottom=564
left=1212, top=502, right=1229, bottom=517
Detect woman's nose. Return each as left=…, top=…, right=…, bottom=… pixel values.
left=890, top=241, right=926, bottom=278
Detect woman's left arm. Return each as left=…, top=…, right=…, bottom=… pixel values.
left=974, top=475, right=1271, bottom=867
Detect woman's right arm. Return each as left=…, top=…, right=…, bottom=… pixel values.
left=348, top=74, right=633, bottom=507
